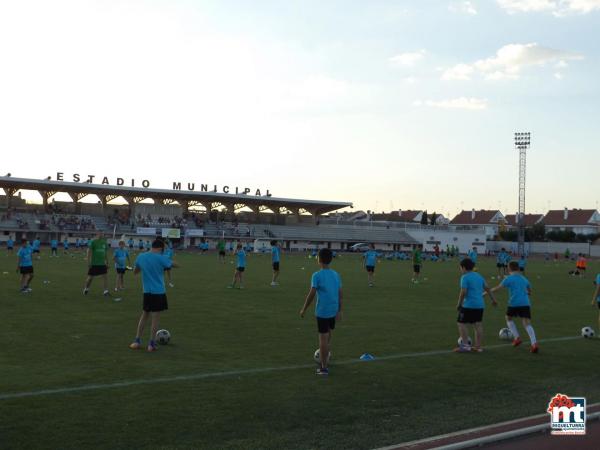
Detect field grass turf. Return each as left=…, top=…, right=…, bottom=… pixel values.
left=2, top=249, right=600, bottom=449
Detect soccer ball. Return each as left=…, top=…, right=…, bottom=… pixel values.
left=156, top=329, right=171, bottom=345
left=313, top=349, right=331, bottom=364
left=499, top=328, right=513, bottom=341
left=457, top=337, right=472, bottom=347
left=581, top=327, right=595, bottom=339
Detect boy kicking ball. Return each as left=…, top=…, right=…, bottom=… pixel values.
left=300, top=248, right=343, bottom=376
left=490, top=261, right=539, bottom=353
left=455, top=258, right=496, bottom=353
left=129, top=239, right=179, bottom=352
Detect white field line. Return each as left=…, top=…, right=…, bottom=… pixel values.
left=374, top=404, right=600, bottom=450
left=0, top=335, right=580, bottom=401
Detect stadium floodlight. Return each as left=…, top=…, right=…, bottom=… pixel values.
left=515, top=132, right=531, bottom=257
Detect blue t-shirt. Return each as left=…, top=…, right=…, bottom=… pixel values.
left=32, top=240, right=41, bottom=250
left=364, top=250, right=377, bottom=267
left=63, top=240, right=69, bottom=249
left=114, top=248, right=129, bottom=269
left=596, top=274, right=600, bottom=302
left=128, top=239, right=134, bottom=246
left=51, top=239, right=58, bottom=248
left=164, top=248, right=174, bottom=260
left=236, top=250, right=246, bottom=268
left=503, top=253, right=512, bottom=264
left=145, top=241, right=151, bottom=249
left=518, top=258, right=527, bottom=269
left=468, top=250, right=477, bottom=262
left=496, top=252, right=505, bottom=263
left=134, top=252, right=172, bottom=294
left=18, top=246, right=33, bottom=267
left=311, top=269, right=342, bottom=318
left=7, top=239, right=14, bottom=248
left=500, top=273, right=531, bottom=307
left=460, top=271, right=487, bottom=309
left=271, top=246, right=280, bottom=263
left=138, top=240, right=144, bottom=248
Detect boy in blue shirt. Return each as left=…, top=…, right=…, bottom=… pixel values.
left=592, top=273, right=600, bottom=333
left=138, top=239, right=144, bottom=252
left=300, top=248, right=343, bottom=376
left=491, top=261, right=538, bottom=353
left=270, top=240, right=281, bottom=286
left=468, top=247, right=478, bottom=264
left=16, top=239, right=34, bottom=293
left=163, top=242, right=175, bottom=288
left=455, top=258, right=496, bottom=353
left=7, top=237, right=14, bottom=254
left=50, top=238, right=59, bottom=257
left=63, top=238, right=69, bottom=255
left=113, top=240, right=131, bottom=291
left=128, top=238, right=134, bottom=251
left=364, top=244, right=378, bottom=287
left=229, top=243, right=246, bottom=289
left=129, top=239, right=178, bottom=352
left=518, top=255, right=527, bottom=273
left=32, top=237, right=41, bottom=260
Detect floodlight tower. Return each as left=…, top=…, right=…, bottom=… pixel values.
left=514, top=132, right=531, bottom=256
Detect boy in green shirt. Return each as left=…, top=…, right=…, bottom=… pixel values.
left=83, top=232, right=110, bottom=296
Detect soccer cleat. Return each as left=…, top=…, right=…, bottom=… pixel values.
left=83, top=288, right=89, bottom=295
left=114, top=287, right=119, bottom=292
left=227, top=285, right=234, bottom=289
left=512, top=337, right=522, bottom=347
left=129, top=339, right=142, bottom=350
left=530, top=343, right=539, bottom=353
left=471, top=346, right=484, bottom=353
left=103, top=290, right=110, bottom=297
left=316, top=367, right=329, bottom=376
left=20, top=287, right=28, bottom=293
left=168, top=283, right=175, bottom=288
left=453, top=345, right=471, bottom=353
left=147, top=341, right=158, bottom=352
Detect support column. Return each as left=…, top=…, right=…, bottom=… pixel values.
left=68, top=192, right=87, bottom=214
left=38, top=190, right=56, bottom=212
left=4, top=188, right=18, bottom=208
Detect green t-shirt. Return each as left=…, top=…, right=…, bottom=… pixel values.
left=412, top=249, right=422, bottom=265
left=89, top=239, right=108, bottom=266
left=217, top=241, right=225, bottom=251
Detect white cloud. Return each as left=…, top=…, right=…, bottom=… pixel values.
left=449, top=1, right=478, bottom=15
left=388, top=49, right=426, bottom=67
left=497, top=0, right=600, bottom=15
left=414, top=97, right=488, bottom=110
left=442, top=43, right=583, bottom=81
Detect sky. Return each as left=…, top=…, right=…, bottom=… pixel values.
left=0, top=0, right=599, bottom=218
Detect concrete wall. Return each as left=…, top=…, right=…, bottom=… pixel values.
left=406, top=229, right=487, bottom=253
left=487, top=240, right=599, bottom=257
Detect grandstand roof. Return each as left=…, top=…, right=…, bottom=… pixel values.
left=0, top=176, right=352, bottom=216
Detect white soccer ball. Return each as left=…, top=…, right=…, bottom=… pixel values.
left=314, top=349, right=331, bottom=364
left=457, top=337, right=472, bottom=347
left=581, top=327, right=595, bottom=339
left=156, top=329, right=171, bottom=345
left=499, top=328, right=514, bottom=341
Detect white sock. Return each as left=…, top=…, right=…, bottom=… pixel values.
left=525, top=325, right=537, bottom=345
left=507, top=320, right=520, bottom=338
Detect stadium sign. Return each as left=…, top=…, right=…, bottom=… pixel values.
left=54, top=172, right=271, bottom=196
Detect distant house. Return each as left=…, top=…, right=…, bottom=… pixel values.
left=543, top=209, right=600, bottom=235
left=503, top=213, right=544, bottom=229
left=450, top=209, right=505, bottom=238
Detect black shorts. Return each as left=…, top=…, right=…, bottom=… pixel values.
left=88, top=265, right=108, bottom=276
left=129, top=245, right=134, bottom=249
left=219, top=250, right=226, bottom=256
left=51, top=247, right=58, bottom=252
left=496, top=263, right=503, bottom=268
left=236, top=267, right=245, bottom=272
left=506, top=306, right=531, bottom=319
left=116, top=268, right=126, bottom=274
left=413, top=264, right=421, bottom=273
left=366, top=265, right=375, bottom=273
left=273, top=262, right=280, bottom=271
left=597, top=302, right=600, bottom=310
left=7, top=247, right=13, bottom=250
left=20, top=266, right=34, bottom=274
left=519, top=267, right=525, bottom=272
left=143, top=293, right=168, bottom=312
left=457, top=307, right=484, bottom=324
left=317, top=316, right=336, bottom=334
left=33, top=249, right=40, bottom=254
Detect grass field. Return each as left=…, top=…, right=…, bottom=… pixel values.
left=2, top=249, right=600, bottom=450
